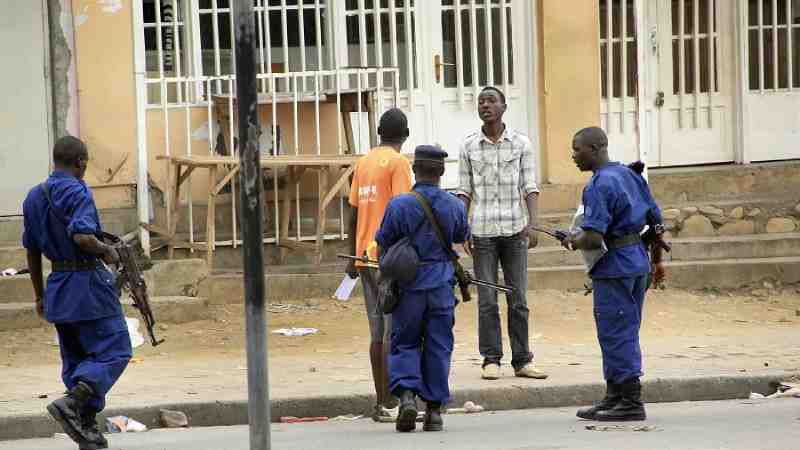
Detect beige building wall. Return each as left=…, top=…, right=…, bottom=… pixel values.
left=71, top=0, right=138, bottom=209
left=538, top=0, right=600, bottom=186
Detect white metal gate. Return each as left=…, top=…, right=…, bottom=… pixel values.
left=601, top=0, right=736, bottom=167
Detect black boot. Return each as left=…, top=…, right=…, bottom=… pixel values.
left=79, top=411, right=109, bottom=450
left=595, top=379, right=646, bottom=421
left=46, top=381, right=95, bottom=446
left=576, top=381, right=622, bottom=420
left=395, top=390, right=417, bottom=432
left=423, top=403, right=443, bottom=432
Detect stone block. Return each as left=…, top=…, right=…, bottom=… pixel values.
left=145, top=259, right=210, bottom=297
left=766, top=218, right=797, bottom=234
left=699, top=206, right=724, bottom=217
left=681, top=206, right=699, bottom=215
left=747, top=208, right=762, bottom=218
left=717, top=220, right=756, bottom=236
left=681, top=215, right=715, bottom=237
left=729, top=207, right=744, bottom=219
left=710, top=215, right=729, bottom=226
left=663, top=209, right=681, bottom=221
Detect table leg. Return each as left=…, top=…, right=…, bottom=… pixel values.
left=315, top=167, right=330, bottom=266
left=279, top=167, right=295, bottom=264
left=167, top=164, right=182, bottom=259
left=342, top=111, right=355, bottom=155
left=206, top=166, right=218, bottom=268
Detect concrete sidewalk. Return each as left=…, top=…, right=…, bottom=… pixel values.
left=1, top=288, right=799, bottom=441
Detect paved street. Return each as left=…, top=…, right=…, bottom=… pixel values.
left=3, top=398, right=799, bottom=450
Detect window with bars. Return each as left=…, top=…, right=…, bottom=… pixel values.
left=142, top=0, right=331, bottom=105
left=599, top=0, right=638, bottom=99
left=671, top=0, right=719, bottom=95
left=343, top=0, right=417, bottom=90
left=440, top=0, right=515, bottom=89
left=748, top=0, right=800, bottom=90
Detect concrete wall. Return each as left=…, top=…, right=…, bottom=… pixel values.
left=71, top=0, right=138, bottom=208
left=537, top=0, right=600, bottom=185
left=47, top=0, right=80, bottom=139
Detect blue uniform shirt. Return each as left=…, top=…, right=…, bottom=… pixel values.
left=376, top=183, right=471, bottom=291
left=581, top=162, right=662, bottom=279
left=22, top=171, right=122, bottom=323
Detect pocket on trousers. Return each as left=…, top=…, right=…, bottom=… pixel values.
left=95, top=316, right=128, bottom=338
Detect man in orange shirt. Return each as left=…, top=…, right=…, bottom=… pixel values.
left=346, top=108, right=413, bottom=421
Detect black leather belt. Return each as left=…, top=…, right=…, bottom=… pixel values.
left=606, top=233, right=642, bottom=250
left=52, top=260, right=99, bottom=272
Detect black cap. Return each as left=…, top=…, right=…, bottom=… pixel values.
left=414, top=145, right=448, bottom=163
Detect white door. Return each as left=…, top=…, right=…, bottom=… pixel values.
left=600, top=0, right=735, bottom=167
left=0, top=0, right=52, bottom=216
left=653, top=0, right=735, bottom=166
left=422, top=0, right=532, bottom=189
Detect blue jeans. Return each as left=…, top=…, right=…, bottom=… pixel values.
left=473, top=232, right=533, bottom=370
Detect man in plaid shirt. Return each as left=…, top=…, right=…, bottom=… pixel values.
left=456, top=86, right=547, bottom=381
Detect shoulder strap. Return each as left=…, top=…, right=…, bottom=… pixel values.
left=411, top=191, right=457, bottom=262
left=40, top=182, right=70, bottom=227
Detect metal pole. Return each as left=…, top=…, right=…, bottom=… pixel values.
left=232, top=1, right=270, bottom=450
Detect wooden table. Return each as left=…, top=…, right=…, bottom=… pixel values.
left=152, top=154, right=360, bottom=268
left=211, top=88, right=378, bottom=155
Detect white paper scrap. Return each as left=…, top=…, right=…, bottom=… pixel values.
left=334, top=275, right=358, bottom=301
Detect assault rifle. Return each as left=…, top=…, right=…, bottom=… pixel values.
left=102, top=232, right=165, bottom=346
left=337, top=254, right=514, bottom=300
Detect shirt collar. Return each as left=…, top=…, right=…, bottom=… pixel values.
left=413, top=181, right=439, bottom=190
left=479, top=124, right=512, bottom=145
left=51, top=170, right=75, bottom=179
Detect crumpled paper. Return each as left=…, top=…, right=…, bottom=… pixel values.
left=271, top=328, right=319, bottom=337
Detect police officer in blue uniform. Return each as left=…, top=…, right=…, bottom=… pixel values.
left=375, top=145, right=470, bottom=432
left=23, top=136, right=132, bottom=449
left=561, top=127, right=663, bottom=422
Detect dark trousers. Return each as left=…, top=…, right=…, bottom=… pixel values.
left=389, top=285, right=455, bottom=404
left=473, top=232, right=533, bottom=370
left=592, top=276, right=647, bottom=383
left=56, top=315, right=132, bottom=412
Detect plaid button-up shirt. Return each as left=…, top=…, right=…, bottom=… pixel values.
left=455, top=127, right=539, bottom=237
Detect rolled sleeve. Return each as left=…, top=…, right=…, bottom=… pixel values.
left=455, top=141, right=473, bottom=199
left=518, top=137, right=540, bottom=197
left=580, top=185, right=612, bottom=235
left=21, top=205, right=39, bottom=251
left=65, top=189, right=100, bottom=237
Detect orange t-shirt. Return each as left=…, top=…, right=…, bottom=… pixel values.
left=348, top=147, right=413, bottom=264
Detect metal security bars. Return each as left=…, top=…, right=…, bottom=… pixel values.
left=599, top=0, right=638, bottom=135
left=441, top=0, right=515, bottom=105
left=747, top=0, right=800, bottom=91
left=143, top=0, right=332, bottom=105
left=146, top=68, right=399, bottom=257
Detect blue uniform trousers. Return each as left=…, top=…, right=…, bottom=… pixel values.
left=592, top=275, right=647, bottom=384
left=389, top=285, right=455, bottom=404
left=55, top=315, right=132, bottom=412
